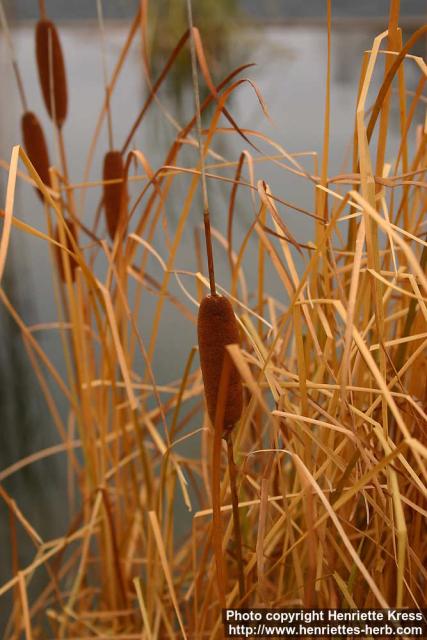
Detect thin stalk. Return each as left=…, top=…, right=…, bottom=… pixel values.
left=38, top=0, right=46, bottom=19
left=96, top=0, right=114, bottom=150
left=0, top=1, right=28, bottom=111
left=225, top=431, right=245, bottom=603
left=185, top=0, right=216, bottom=295
left=57, top=127, right=77, bottom=218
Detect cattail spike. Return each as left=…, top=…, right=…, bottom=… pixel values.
left=35, top=19, right=68, bottom=127
left=197, top=294, right=243, bottom=432
left=103, top=150, right=127, bottom=240
left=21, top=111, right=51, bottom=200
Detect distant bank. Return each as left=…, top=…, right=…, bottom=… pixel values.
left=3, top=0, right=426, bottom=22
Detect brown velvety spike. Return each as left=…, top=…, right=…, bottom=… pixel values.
left=21, top=111, right=51, bottom=199
left=35, top=20, right=68, bottom=127
left=197, top=294, right=243, bottom=431
left=103, top=150, right=127, bottom=240
left=54, top=220, right=78, bottom=282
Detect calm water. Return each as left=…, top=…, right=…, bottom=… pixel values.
left=0, top=20, right=423, bottom=617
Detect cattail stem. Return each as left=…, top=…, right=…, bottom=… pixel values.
left=104, top=91, right=114, bottom=151
left=211, top=365, right=229, bottom=609
left=96, top=0, right=114, bottom=150
left=186, top=0, right=216, bottom=295
left=12, top=61, right=28, bottom=112
left=57, top=127, right=77, bottom=218
left=203, top=208, right=216, bottom=295
left=0, top=1, right=28, bottom=111
left=225, top=431, right=245, bottom=603
left=38, top=0, right=46, bottom=19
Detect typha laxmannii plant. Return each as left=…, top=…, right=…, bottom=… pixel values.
left=186, top=0, right=246, bottom=605
left=35, top=0, right=78, bottom=219
left=0, top=2, right=52, bottom=199
left=97, top=0, right=128, bottom=242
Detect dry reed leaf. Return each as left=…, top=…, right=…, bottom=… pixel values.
left=273, top=411, right=356, bottom=441
left=0, top=518, right=101, bottom=598
left=148, top=511, right=188, bottom=639
left=18, top=572, right=32, bottom=640
left=0, top=146, right=19, bottom=285
left=0, top=486, right=43, bottom=546
left=133, top=577, right=153, bottom=639
left=256, top=477, right=269, bottom=599
left=0, top=287, right=75, bottom=406
left=144, top=416, right=192, bottom=512
left=367, top=269, right=427, bottom=302
left=97, top=282, right=137, bottom=411
left=55, top=219, right=78, bottom=282
left=290, top=452, right=389, bottom=607
left=351, top=190, right=427, bottom=293
left=366, top=24, right=427, bottom=142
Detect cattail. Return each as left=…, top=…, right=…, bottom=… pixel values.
left=197, top=294, right=243, bottom=432
left=35, top=20, right=68, bottom=127
left=103, top=150, right=127, bottom=240
left=21, top=111, right=51, bottom=199
left=186, top=0, right=245, bottom=603
left=54, top=219, right=78, bottom=282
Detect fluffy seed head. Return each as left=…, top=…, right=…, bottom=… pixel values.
left=21, top=111, right=51, bottom=199
left=55, top=220, right=78, bottom=282
left=197, top=294, right=243, bottom=432
left=103, top=150, right=127, bottom=240
left=35, top=20, right=68, bottom=126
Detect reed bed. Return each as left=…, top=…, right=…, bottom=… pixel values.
left=0, top=1, right=426, bottom=638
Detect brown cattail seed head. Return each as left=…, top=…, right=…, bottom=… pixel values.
left=103, top=150, right=127, bottom=240
left=55, top=219, right=78, bottom=282
left=35, top=20, right=68, bottom=127
left=197, top=294, right=243, bottom=432
left=21, top=111, right=51, bottom=199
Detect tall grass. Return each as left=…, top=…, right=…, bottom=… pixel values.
left=0, top=1, right=426, bottom=637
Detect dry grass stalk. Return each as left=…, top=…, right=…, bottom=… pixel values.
left=54, top=219, right=78, bottom=282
